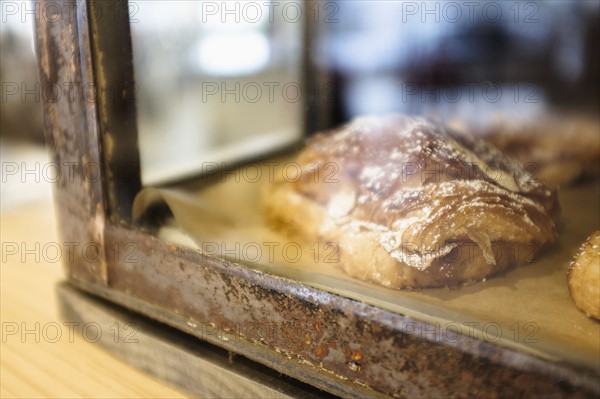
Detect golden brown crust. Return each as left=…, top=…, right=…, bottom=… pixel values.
left=449, top=113, right=600, bottom=187
left=264, top=115, right=559, bottom=289
left=568, top=231, right=600, bottom=320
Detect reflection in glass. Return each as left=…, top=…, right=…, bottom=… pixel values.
left=131, top=1, right=303, bottom=185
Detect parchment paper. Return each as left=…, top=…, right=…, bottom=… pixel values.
left=133, top=162, right=600, bottom=374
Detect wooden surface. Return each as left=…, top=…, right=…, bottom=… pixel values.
left=0, top=200, right=188, bottom=398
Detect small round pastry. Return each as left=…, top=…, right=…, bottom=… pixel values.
left=264, top=115, right=559, bottom=289
left=568, top=231, right=600, bottom=320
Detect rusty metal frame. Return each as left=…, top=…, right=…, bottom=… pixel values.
left=35, top=1, right=598, bottom=397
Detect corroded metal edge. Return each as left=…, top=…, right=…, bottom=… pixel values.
left=57, top=282, right=338, bottom=399
left=34, top=0, right=108, bottom=285
left=87, top=0, right=141, bottom=226
left=94, top=225, right=597, bottom=398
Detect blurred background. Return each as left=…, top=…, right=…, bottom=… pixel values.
left=1, top=1, right=49, bottom=211
left=315, top=0, right=600, bottom=117
left=2, top=0, right=599, bottom=187
left=129, top=1, right=303, bottom=184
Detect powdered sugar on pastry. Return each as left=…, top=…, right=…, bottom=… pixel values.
left=264, top=114, right=559, bottom=288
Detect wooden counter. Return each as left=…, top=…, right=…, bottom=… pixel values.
left=0, top=201, right=187, bottom=398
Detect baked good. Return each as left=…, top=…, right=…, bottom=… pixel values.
left=448, top=113, right=600, bottom=187
left=568, top=231, right=600, bottom=320
left=264, top=115, right=559, bottom=289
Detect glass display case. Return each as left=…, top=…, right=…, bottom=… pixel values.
left=35, top=1, right=599, bottom=397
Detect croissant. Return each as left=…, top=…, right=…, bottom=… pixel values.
left=264, top=115, right=559, bottom=288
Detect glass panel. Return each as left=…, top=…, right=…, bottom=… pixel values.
left=132, top=0, right=599, bottom=377
left=131, top=0, right=303, bottom=185
left=311, top=0, right=599, bottom=126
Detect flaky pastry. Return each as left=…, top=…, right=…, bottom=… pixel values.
left=568, top=231, right=600, bottom=320
left=449, top=113, right=600, bottom=187
left=264, top=115, right=559, bottom=288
